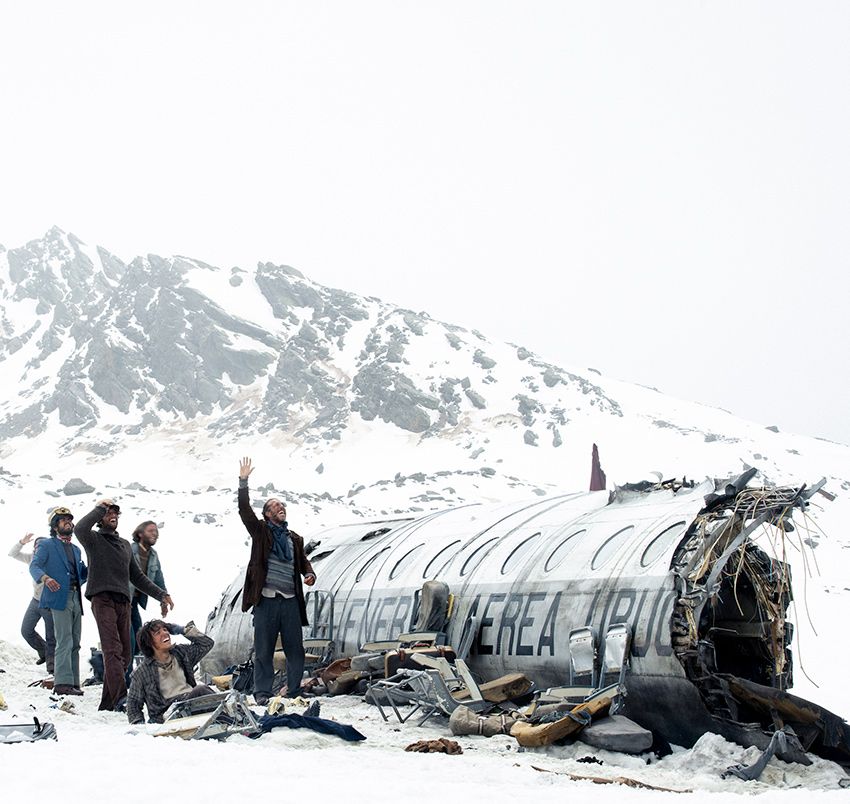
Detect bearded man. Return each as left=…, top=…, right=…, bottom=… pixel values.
left=237, top=457, right=316, bottom=706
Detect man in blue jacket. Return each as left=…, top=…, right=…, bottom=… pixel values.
left=30, top=507, right=88, bottom=696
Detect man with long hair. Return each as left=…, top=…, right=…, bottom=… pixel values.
left=128, top=521, right=168, bottom=671
left=126, top=619, right=213, bottom=724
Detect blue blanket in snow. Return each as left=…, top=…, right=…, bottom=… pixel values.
left=255, top=713, right=366, bottom=742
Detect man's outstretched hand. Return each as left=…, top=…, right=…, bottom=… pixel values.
left=239, top=457, right=253, bottom=481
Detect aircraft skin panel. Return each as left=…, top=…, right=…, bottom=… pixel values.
left=203, top=479, right=783, bottom=691
left=202, top=476, right=850, bottom=769
left=204, top=488, right=703, bottom=680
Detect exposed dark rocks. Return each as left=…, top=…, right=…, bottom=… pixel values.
left=542, top=368, right=562, bottom=388
left=445, top=333, right=463, bottom=350
left=125, top=482, right=150, bottom=492
left=515, top=394, right=544, bottom=426
left=464, top=388, right=486, bottom=409
left=63, top=478, right=95, bottom=495
left=473, top=349, right=496, bottom=370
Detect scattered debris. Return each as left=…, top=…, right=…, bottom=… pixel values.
left=530, top=765, right=691, bottom=793
left=0, top=718, right=57, bottom=743
left=405, top=737, right=463, bottom=754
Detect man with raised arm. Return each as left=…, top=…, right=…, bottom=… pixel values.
left=75, top=499, right=174, bottom=711
left=9, top=531, right=55, bottom=672
left=237, top=457, right=316, bottom=706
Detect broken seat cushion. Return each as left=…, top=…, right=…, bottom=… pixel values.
left=384, top=646, right=456, bottom=677
left=577, top=715, right=653, bottom=754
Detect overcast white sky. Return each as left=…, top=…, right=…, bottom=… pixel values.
left=1, top=2, right=848, bottom=443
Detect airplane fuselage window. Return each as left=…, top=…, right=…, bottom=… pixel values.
left=501, top=532, right=542, bottom=575
left=544, top=530, right=585, bottom=572
left=641, top=521, right=687, bottom=568
left=460, top=538, right=498, bottom=576
left=591, top=526, right=635, bottom=570
left=423, top=540, right=462, bottom=578
left=389, top=543, right=425, bottom=579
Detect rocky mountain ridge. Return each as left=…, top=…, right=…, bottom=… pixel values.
left=0, top=228, right=618, bottom=446
left=0, top=227, right=847, bottom=513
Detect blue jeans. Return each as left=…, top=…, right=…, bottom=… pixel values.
left=21, top=597, right=55, bottom=673
left=252, top=595, right=305, bottom=698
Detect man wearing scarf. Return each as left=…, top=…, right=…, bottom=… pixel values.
left=237, top=457, right=316, bottom=706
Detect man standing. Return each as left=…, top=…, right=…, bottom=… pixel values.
left=237, top=457, right=316, bottom=705
left=29, top=508, right=88, bottom=695
left=128, top=521, right=168, bottom=667
left=126, top=619, right=214, bottom=724
left=75, top=499, right=174, bottom=711
left=8, top=532, right=55, bottom=672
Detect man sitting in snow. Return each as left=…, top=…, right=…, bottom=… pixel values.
left=126, top=620, right=214, bottom=724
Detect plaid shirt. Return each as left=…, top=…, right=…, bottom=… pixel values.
left=127, top=625, right=214, bottom=724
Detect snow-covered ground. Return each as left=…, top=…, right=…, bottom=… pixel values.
left=1, top=637, right=848, bottom=802
left=2, top=478, right=850, bottom=799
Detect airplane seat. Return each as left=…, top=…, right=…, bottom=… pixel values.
left=359, top=580, right=451, bottom=654
left=569, top=626, right=599, bottom=689
left=411, top=579, right=451, bottom=634
left=538, top=622, right=631, bottom=707
left=599, top=622, right=631, bottom=688
left=537, top=626, right=599, bottom=704
left=355, top=581, right=457, bottom=679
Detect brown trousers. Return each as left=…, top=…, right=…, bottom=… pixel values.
left=90, top=593, right=131, bottom=711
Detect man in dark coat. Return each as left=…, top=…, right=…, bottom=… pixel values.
left=237, top=457, right=316, bottom=706
left=75, top=499, right=174, bottom=711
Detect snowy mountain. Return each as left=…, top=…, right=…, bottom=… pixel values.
left=1, top=226, right=846, bottom=506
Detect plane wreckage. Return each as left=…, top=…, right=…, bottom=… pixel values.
left=203, top=469, right=850, bottom=768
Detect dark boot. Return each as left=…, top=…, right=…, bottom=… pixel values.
left=54, top=685, right=84, bottom=696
